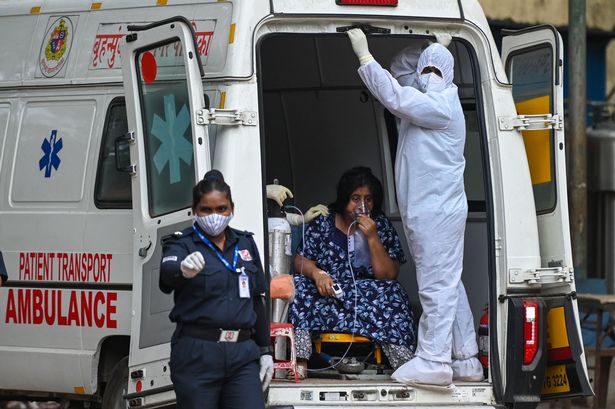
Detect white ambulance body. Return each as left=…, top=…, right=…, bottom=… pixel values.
left=0, top=0, right=593, bottom=407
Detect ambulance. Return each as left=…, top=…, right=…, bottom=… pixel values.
left=0, top=0, right=593, bottom=408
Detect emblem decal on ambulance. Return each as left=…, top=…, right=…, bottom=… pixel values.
left=39, top=130, right=63, bottom=178
left=39, top=16, right=74, bottom=78
left=151, top=94, right=193, bottom=184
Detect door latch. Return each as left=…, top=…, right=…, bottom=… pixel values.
left=196, top=108, right=258, bottom=126
left=138, top=241, right=152, bottom=258
left=498, top=114, right=563, bottom=131
left=509, top=266, right=573, bottom=286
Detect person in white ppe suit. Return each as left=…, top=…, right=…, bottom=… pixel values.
left=347, top=28, right=483, bottom=388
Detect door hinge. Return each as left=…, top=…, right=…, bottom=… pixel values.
left=498, top=114, right=563, bottom=131
left=509, top=266, right=574, bottom=286
left=115, top=131, right=136, bottom=175
left=196, top=108, right=258, bottom=126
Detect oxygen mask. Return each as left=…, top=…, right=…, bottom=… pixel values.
left=353, top=199, right=369, bottom=221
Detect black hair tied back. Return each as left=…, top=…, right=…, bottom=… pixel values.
left=193, top=169, right=233, bottom=208
left=203, top=169, right=224, bottom=182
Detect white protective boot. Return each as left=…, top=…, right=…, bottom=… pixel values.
left=451, top=356, right=484, bottom=381
left=391, top=356, right=454, bottom=391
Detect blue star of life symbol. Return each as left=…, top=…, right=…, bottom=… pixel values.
left=151, top=94, right=193, bottom=184
left=39, top=129, right=63, bottom=178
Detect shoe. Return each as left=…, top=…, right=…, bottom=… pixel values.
left=391, top=356, right=454, bottom=391
left=451, top=357, right=484, bottom=381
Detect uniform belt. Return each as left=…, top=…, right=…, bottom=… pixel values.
left=181, top=324, right=252, bottom=342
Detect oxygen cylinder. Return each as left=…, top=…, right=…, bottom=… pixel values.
left=268, top=215, right=292, bottom=323
left=478, top=305, right=489, bottom=379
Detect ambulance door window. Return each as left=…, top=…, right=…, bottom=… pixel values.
left=506, top=46, right=556, bottom=213
left=136, top=42, right=196, bottom=217
left=94, top=98, right=132, bottom=209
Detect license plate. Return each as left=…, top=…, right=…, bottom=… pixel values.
left=542, top=364, right=571, bottom=394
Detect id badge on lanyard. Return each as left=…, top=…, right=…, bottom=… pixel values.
left=238, top=267, right=250, bottom=298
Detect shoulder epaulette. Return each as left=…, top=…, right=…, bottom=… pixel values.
left=231, top=227, right=254, bottom=237
left=160, top=231, right=184, bottom=245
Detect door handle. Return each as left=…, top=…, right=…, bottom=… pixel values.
left=138, top=241, right=152, bottom=258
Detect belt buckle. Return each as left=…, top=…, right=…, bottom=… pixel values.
left=219, top=329, right=239, bottom=342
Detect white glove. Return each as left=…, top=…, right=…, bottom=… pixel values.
left=347, top=28, right=374, bottom=65
left=286, top=204, right=329, bottom=226
left=266, top=184, right=293, bottom=207
left=435, top=33, right=452, bottom=47
left=259, top=354, right=274, bottom=391
left=180, top=251, right=205, bottom=278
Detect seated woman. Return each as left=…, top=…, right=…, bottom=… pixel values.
left=289, top=166, right=416, bottom=378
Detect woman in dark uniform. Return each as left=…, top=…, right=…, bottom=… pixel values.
left=159, top=170, right=273, bottom=409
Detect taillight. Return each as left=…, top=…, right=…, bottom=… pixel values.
left=523, top=300, right=539, bottom=365
left=336, top=0, right=398, bottom=5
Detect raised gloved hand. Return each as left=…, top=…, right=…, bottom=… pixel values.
left=435, top=33, right=452, bottom=47
left=286, top=204, right=329, bottom=226
left=266, top=184, right=293, bottom=207
left=180, top=251, right=205, bottom=278
left=259, top=354, right=274, bottom=391
left=347, top=28, right=374, bottom=65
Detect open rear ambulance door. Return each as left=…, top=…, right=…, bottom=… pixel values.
left=501, top=25, right=592, bottom=404
left=119, top=18, right=211, bottom=407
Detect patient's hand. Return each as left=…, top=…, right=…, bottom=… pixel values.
left=314, top=270, right=334, bottom=297
left=356, top=215, right=378, bottom=241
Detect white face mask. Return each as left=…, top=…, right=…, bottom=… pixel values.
left=419, top=72, right=446, bottom=93
left=195, top=213, right=233, bottom=236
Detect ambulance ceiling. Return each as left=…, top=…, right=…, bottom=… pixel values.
left=271, top=0, right=463, bottom=20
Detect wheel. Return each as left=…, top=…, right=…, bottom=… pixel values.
left=101, top=357, right=129, bottom=409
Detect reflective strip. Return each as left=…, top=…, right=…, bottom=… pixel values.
left=220, top=91, right=226, bottom=109
left=229, top=23, right=236, bottom=44
left=90, top=2, right=102, bottom=10
left=157, top=0, right=168, bottom=5
left=546, top=306, right=569, bottom=349
left=30, top=6, right=41, bottom=13
left=515, top=95, right=552, bottom=185
left=74, top=386, right=86, bottom=394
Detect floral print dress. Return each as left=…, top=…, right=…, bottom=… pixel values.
left=289, top=213, right=417, bottom=364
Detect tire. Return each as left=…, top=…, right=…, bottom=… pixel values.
left=101, top=357, right=129, bottom=409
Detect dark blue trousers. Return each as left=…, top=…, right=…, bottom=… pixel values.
left=170, top=336, right=264, bottom=409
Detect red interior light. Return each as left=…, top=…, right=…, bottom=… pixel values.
left=523, top=300, right=539, bottom=365
left=336, top=0, right=398, bottom=6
